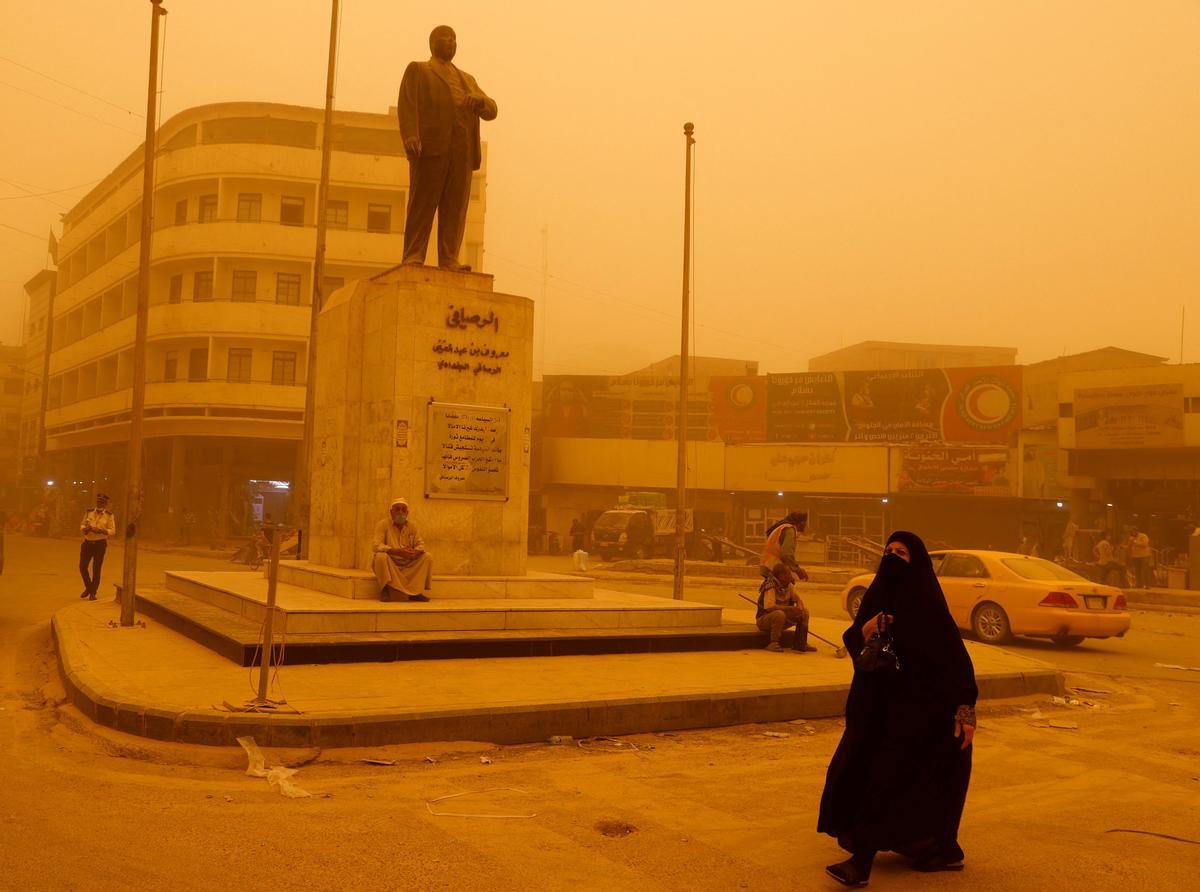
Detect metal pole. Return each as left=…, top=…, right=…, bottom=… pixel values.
left=256, top=525, right=284, bottom=703
left=673, top=123, right=695, bottom=600
left=292, top=0, right=340, bottom=556
left=119, top=0, right=166, bottom=627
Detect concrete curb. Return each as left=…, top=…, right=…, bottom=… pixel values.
left=52, top=613, right=1064, bottom=749
left=1124, top=588, right=1200, bottom=610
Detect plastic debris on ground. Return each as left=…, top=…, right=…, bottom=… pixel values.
left=426, top=788, right=536, bottom=819
left=236, top=736, right=314, bottom=798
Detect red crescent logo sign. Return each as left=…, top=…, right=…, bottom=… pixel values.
left=957, top=377, right=1017, bottom=431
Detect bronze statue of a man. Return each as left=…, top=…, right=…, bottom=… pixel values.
left=397, top=25, right=497, bottom=271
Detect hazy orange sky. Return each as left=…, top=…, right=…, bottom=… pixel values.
left=1, top=1, right=1197, bottom=375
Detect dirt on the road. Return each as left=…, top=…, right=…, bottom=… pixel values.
left=1, top=621, right=1197, bottom=891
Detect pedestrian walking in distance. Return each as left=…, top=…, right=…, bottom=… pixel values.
left=79, top=493, right=116, bottom=601
left=818, top=531, right=977, bottom=886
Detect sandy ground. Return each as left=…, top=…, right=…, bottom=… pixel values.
left=1, top=538, right=1198, bottom=890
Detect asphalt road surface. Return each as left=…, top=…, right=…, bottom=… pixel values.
left=1, top=537, right=1197, bottom=890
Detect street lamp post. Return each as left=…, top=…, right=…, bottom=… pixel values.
left=673, top=123, right=695, bottom=600
left=119, top=0, right=167, bottom=627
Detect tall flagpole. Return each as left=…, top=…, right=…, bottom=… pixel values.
left=119, top=0, right=166, bottom=627
left=673, top=123, right=695, bottom=600
left=292, top=0, right=340, bottom=555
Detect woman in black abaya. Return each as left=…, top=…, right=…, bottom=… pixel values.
left=817, top=531, right=978, bottom=887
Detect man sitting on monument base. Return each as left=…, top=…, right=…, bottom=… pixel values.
left=371, top=498, right=433, bottom=602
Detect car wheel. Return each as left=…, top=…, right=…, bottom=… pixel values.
left=1051, top=635, right=1085, bottom=648
left=846, top=587, right=866, bottom=620
left=971, top=602, right=1011, bottom=645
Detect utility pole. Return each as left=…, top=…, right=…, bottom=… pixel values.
left=673, top=123, right=695, bottom=600
left=292, top=0, right=340, bottom=556
left=119, top=0, right=166, bottom=627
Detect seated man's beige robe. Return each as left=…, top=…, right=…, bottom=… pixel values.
left=371, top=518, right=433, bottom=597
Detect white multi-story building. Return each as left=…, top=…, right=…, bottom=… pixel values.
left=37, top=101, right=488, bottom=539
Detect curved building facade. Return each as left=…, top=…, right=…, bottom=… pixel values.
left=42, top=101, right=488, bottom=539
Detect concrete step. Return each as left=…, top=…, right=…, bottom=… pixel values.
left=136, top=586, right=765, bottom=667
left=162, top=570, right=721, bottom=635
left=275, top=560, right=594, bottom=600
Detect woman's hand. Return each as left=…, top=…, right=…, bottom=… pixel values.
left=954, top=705, right=976, bottom=750
left=860, top=612, right=893, bottom=640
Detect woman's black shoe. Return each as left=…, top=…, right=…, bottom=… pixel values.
left=825, top=859, right=870, bottom=887
left=913, top=853, right=964, bottom=872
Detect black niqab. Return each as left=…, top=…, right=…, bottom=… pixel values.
left=817, top=530, right=977, bottom=860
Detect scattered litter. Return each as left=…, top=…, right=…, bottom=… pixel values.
left=1029, top=710, right=1046, bottom=721
left=267, top=766, right=312, bottom=799
left=425, top=788, right=536, bottom=819
left=577, top=736, right=645, bottom=755
left=236, top=736, right=314, bottom=798
left=1072, top=686, right=1114, bottom=695
left=1051, top=696, right=1067, bottom=706
left=762, top=731, right=789, bottom=739
left=546, top=735, right=573, bottom=745
left=1106, top=829, right=1200, bottom=846
left=424, top=756, right=438, bottom=764
left=595, top=819, right=638, bottom=838
left=205, top=794, right=213, bottom=799
left=105, top=619, right=146, bottom=629
left=223, top=795, right=233, bottom=803
left=479, top=756, right=492, bottom=765
left=238, top=737, right=270, bottom=778
left=1047, top=720, right=1079, bottom=730
left=788, top=719, right=809, bottom=725
left=360, top=758, right=396, bottom=766
left=1169, top=702, right=1182, bottom=707
left=1154, top=662, right=1200, bottom=672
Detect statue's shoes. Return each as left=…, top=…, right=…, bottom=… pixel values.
left=439, top=261, right=472, bottom=272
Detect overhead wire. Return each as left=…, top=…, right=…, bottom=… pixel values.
left=0, top=79, right=143, bottom=137
left=0, top=54, right=144, bottom=118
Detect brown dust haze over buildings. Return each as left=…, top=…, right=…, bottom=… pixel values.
left=0, top=1, right=1197, bottom=374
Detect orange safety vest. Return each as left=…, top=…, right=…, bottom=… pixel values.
left=760, top=523, right=796, bottom=569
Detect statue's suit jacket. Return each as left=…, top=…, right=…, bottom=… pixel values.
left=397, top=60, right=497, bottom=170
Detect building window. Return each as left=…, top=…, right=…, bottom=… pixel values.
left=280, top=196, right=305, bottom=226
left=168, top=274, right=183, bottom=304
left=271, top=351, right=297, bottom=386
left=236, top=193, right=262, bottom=223
left=231, top=270, right=257, bottom=302
left=276, top=272, right=302, bottom=306
left=193, top=270, right=214, bottom=302
left=322, top=276, right=344, bottom=297
left=227, top=348, right=252, bottom=384
left=164, top=351, right=178, bottom=382
left=326, top=200, right=349, bottom=229
left=188, top=347, right=208, bottom=382
left=174, top=198, right=187, bottom=226
left=367, top=203, right=391, bottom=233
left=199, top=194, right=217, bottom=223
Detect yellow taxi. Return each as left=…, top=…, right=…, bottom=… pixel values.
left=840, top=550, right=1131, bottom=647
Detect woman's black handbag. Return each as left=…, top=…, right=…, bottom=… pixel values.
left=855, top=613, right=899, bottom=672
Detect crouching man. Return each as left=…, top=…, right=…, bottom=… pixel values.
left=371, top=497, right=432, bottom=602
left=756, top=564, right=816, bottom=653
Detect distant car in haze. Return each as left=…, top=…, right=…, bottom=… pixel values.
left=840, top=550, right=1131, bottom=647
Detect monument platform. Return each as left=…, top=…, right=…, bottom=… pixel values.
left=135, top=568, right=740, bottom=666
left=274, top=560, right=595, bottom=600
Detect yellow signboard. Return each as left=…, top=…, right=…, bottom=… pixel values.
left=1074, top=383, right=1184, bottom=449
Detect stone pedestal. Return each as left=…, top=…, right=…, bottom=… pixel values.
left=308, top=265, right=533, bottom=576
